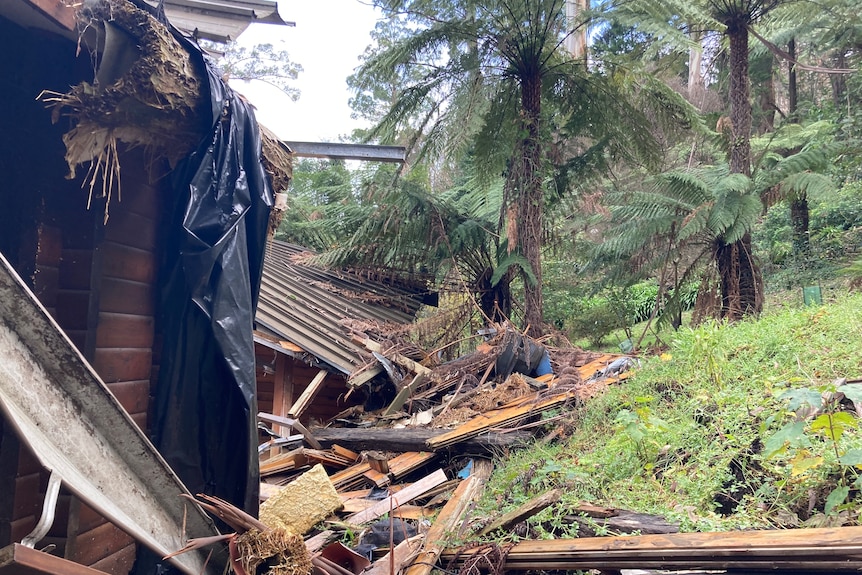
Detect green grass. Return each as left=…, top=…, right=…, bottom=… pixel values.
left=475, top=291, right=862, bottom=537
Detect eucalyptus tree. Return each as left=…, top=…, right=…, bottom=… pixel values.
left=351, top=0, right=682, bottom=335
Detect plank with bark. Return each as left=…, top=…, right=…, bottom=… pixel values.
left=345, top=469, right=448, bottom=525
left=311, top=426, right=534, bottom=454
left=356, top=336, right=431, bottom=377
left=441, top=525, right=862, bottom=572
left=566, top=509, right=679, bottom=535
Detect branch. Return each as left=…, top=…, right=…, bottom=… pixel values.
left=747, top=26, right=856, bottom=74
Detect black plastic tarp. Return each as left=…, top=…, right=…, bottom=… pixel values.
left=147, top=13, right=271, bottom=521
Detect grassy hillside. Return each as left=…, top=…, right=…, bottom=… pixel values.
left=474, top=291, right=862, bottom=537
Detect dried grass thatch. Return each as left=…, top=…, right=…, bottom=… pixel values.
left=40, top=0, right=208, bottom=220
left=234, top=528, right=312, bottom=575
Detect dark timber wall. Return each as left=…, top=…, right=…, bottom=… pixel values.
left=0, top=14, right=169, bottom=574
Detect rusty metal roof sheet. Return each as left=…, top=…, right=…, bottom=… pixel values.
left=255, top=241, right=428, bottom=377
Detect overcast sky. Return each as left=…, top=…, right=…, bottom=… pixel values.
left=234, top=0, right=381, bottom=142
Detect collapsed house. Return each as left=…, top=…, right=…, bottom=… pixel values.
left=0, top=0, right=290, bottom=573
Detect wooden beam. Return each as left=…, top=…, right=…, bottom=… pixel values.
left=310, top=426, right=534, bottom=455
left=441, top=525, right=862, bottom=572
left=0, top=543, right=107, bottom=575
left=24, top=0, right=77, bottom=32
left=383, top=373, right=427, bottom=415
left=345, top=469, right=448, bottom=525
left=477, top=488, right=561, bottom=536
left=426, top=391, right=575, bottom=450
left=258, top=413, right=321, bottom=450
left=283, top=142, right=406, bottom=163
left=405, top=460, right=492, bottom=575
left=358, top=337, right=431, bottom=376
left=287, top=369, right=328, bottom=419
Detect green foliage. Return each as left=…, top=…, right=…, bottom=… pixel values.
left=204, top=41, right=303, bottom=100
left=477, top=293, right=862, bottom=535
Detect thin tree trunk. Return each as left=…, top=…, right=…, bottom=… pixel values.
left=518, top=72, right=544, bottom=336
left=719, top=22, right=763, bottom=320
left=788, top=38, right=798, bottom=119
left=830, top=50, right=847, bottom=108
left=688, top=30, right=703, bottom=98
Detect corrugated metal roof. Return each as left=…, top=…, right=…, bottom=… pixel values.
left=255, top=241, right=428, bottom=376
left=144, top=0, right=288, bottom=42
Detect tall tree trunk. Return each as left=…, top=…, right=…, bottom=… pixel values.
left=788, top=38, right=798, bottom=120
left=830, top=50, right=847, bottom=108
left=790, top=196, right=810, bottom=256
left=719, top=21, right=763, bottom=320
left=565, top=0, right=589, bottom=59
left=517, top=71, right=544, bottom=336
left=688, top=29, right=704, bottom=99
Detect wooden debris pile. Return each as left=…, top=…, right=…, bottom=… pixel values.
left=192, top=324, right=862, bottom=574
left=244, top=327, right=641, bottom=575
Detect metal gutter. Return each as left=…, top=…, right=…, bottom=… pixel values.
left=0, top=253, right=226, bottom=575
left=283, top=142, right=406, bottom=163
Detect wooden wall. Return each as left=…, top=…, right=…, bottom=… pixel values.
left=0, top=9, right=193, bottom=566
left=255, top=342, right=361, bottom=429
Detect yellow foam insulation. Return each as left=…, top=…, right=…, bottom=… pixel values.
left=260, top=464, right=342, bottom=535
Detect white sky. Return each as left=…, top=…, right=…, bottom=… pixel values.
left=233, top=1, right=382, bottom=142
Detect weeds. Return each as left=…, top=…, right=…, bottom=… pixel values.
left=477, top=292, right=862, bottom=533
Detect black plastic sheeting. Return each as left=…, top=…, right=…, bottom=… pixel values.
left=142, top=0, right=271, bottom=527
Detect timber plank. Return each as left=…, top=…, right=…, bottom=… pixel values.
left=287, top=369, right=328, bottom=419
left=311, top=426, right=534, bottom=454
left=441, top=525, right=862, bottom=572
left=405, top=459, right=493, bottom=575
left=346, top=469, right=448, bottom=525
left=426, top=391, right=575, bottom=449
left=0, top=544, right=106, bottom=575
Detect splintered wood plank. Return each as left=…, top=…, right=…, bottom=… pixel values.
left=362, top=468, right=391, bottom=488
left=331, top=445, right=360, bottom=462
left=426, top=392, right=576, bottom=450
left=441, top=525, right=862, bottom=572
left=258, top=412, right=322, bottom=450
left=346, top=469, right=448, bottom=525
left=478, top=488, right=561, bottom=536
left=287, top=369, right=328, bottom=419
left=330, top=462, right=372, bottom=490
left=383, top=373, right=427, bottom=415
left=365, top=536, right=424, bottom=575
left=388, top=452, right=436, bottom=479
left=260, top=449, right=308, bottom=477
left=405, top=459, right=493, bottom=575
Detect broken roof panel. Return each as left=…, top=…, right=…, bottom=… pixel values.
left=255, top=241, right=429, bottom=377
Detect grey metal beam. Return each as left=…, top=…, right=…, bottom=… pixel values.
left=0, top=253, right=226, bottom=575
left=284, top=141, right=406, bottom=163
